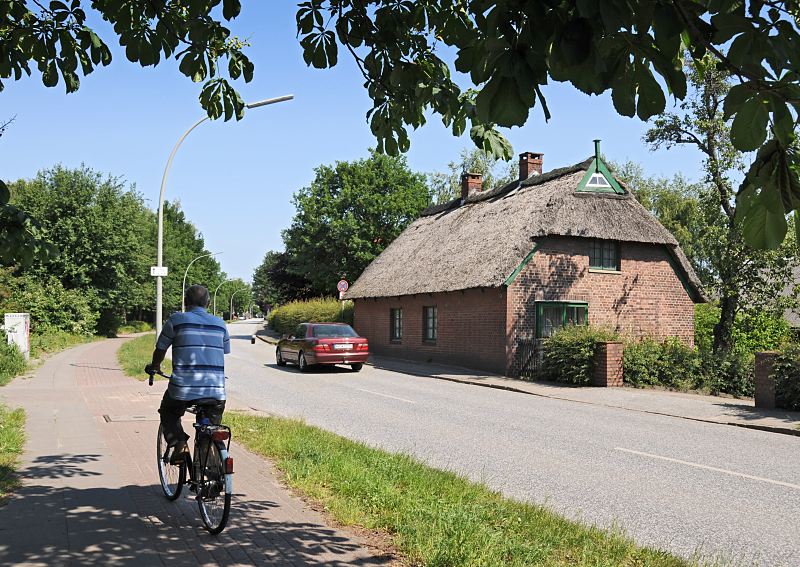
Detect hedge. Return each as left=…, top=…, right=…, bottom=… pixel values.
left=268, top=298, right=354, bottom=335
left=539, top=326, right=619, bottom=385
left=774, top=344, right=800, bottom=411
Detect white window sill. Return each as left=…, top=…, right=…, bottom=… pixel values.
left=588, top=268, right=622, bottom=274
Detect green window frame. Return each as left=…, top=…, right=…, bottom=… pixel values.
left=589, top=239, right=620, bottom=271
left=535, top=302, right=588, bottom=338
left=423, top=306, right=437, bottom=342
left=390, top=308, right=403, bottom=341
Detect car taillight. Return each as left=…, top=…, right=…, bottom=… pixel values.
left=225, top=457, right=234, bottom=474
left=356, top=343, right=369, bottom=351
left=313, top=343, right=331, bottom=352
left=212, top=430, right=230, bottom=442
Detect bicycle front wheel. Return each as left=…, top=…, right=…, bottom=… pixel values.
left=156, top=424, right=185, bottom=501
left=197, top=441, right=231, bottom=534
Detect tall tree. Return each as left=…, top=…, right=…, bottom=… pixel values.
left=643, top=61, right=798, bottom=353
left=283, top=151, right=430, bottom=295
left=10, top=166, right=154, bottom=332
left=3, top=2, right=800, bottom=250
left=428, top=147, right=517, bottom=204
left=252, top=250, right=313, bottom=311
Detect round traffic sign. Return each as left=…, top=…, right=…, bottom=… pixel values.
left=337, top=280, right=349, bottom=292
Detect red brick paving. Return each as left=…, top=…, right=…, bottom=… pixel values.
left=0, top=338, right=392, bottom=566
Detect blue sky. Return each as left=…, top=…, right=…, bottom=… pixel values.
left=0, top=2, right=704, bottom=282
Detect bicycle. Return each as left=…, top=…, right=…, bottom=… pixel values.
left=146, top=369, right=233, bottom=534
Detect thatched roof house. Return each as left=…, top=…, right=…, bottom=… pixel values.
left=349, top=145, right=706, bottom=376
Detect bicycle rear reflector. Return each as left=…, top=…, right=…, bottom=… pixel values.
left=212, top=430, right=230, bottom=441
left=225, top=457, right=234, bottom=474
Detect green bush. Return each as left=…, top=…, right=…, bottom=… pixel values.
left=539, top=325, right=619, bottom=385
left=29, top=330, right=94, bottom=359
left=117, top=321, right=153, bottom=334
left=694, top=303, right=792, bottom=356
left=624, top=337, right=700, bottom=390
left=0, top=343, right=27, bottom=387
left=4, top=276, right=98, bottom=335
left=268, top=298, right=354, bottom=335
left=774, top=344, right=800, bottom=411
left=699, top=351, right=754, bottom=398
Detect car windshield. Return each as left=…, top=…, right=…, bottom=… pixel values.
left=311, top=324, right=358, bottom=338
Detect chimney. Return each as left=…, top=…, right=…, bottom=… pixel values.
left=460, top=172, right=483, bottom=200
left=519, top=152, right=543, bottom=181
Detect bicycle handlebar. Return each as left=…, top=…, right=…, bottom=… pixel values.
left=145, top=368, right=170, bottom=386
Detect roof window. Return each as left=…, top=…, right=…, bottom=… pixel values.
left=586, top=172, right=612, bottom=189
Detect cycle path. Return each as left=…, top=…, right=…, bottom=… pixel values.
left=0, top=338, right=392, bottom=566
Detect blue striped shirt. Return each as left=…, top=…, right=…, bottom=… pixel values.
left=156, top=307, right=230, bottom=401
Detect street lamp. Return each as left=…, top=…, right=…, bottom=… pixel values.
left=154, top=94, right=294, bottom=337
left=229, top=288, right=249, bottom=321
left=212, top=279, right=234, bottom=317
left=182, top=251, right=222, bottom=312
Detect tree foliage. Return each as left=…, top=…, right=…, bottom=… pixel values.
left=641, top=60, right=798, bottom=353
left=5, top=2, right=800, bottom=249
left=2, top=165, right=226, bottom=335
left=427, top=147, right=517, bottom=204
left=282, top=151, right=430, bottom=295
left=252, top=250, right=313, bottom=312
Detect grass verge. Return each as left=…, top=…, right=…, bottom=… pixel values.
left=30, top=330, right=96, bottom=359
left=117, top=333, right=171, bottom=379
left=0, top=404, right=25, bottom=503
left=117, top=321, right=154, bottom=335
left=227, top=412, right=690, bottom=567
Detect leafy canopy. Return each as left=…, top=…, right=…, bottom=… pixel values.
left=282, top=151, right=430, bottom=295
left=5, top=1, right=800, bottom=248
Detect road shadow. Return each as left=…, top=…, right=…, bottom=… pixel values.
left=0, top=482, right=394, bottom=566
left=713, top=402, right=800, bottom=425
left=263, top=364, right=358, bottom=375
left=70, top=363, right=121, bottom=371
left=20, top=454, right=103, bottom=479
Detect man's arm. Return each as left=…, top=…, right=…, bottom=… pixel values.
left=145, top=348, right=167, bottom=374
left=145, top=318, right=174, bottom=374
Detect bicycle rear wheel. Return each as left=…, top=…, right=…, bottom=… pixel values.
left=197, top=441, right=231, bottom=534
left=156, top=424, right=185, bottom=500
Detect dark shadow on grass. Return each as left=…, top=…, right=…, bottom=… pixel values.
left=0, top=483, right=393, bottom=566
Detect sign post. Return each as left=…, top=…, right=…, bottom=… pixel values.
left=4, top=313, right=30, bottom=360
left=337, top=280, right=349, bottom=321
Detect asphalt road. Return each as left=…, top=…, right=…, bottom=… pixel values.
left=225, top=321, right=800, bottom=566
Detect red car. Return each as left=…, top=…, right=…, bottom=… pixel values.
left=275, top=322, right=369, bottom=372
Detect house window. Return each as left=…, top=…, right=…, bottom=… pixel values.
left=589, top=240, right=620, bottom=271
left=390, top=308, right=403, bottom=341
left=423, top=306, right=437, bottom=342
left=536, top=302, right=588, bottom=338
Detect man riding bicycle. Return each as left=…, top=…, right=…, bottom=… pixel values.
left=145, top=285, right=230, bottom=464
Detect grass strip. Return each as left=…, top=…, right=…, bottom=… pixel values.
left=227, top=412, right=691, bottom=567
left=0, top=404, right=25, bottom=503
left=117, top=333, right=171, bottom=379
left=117, top=321, right=154, bottom=335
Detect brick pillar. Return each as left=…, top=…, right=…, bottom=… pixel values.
left=754, top=351, right=778, bottom=409
left=593, top=342, right=623, bottom=387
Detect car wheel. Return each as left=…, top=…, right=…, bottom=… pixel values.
left=351, top=363, right=363, bottom=372
left=276, top=347, right=286, bottom=367
left=298, top=351, right=309, bottom=373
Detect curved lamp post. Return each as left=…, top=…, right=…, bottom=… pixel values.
left=182, top=251, right=222, bottom=312
left=154, top=94, right=294, bottom=337
left=229, top=288, right=249, bottom=320
left=212, top=279, right=235, bottom=317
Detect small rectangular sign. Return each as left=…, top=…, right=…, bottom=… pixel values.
left=150, top=266, right=168, bottom=277
left=4, top=313, right=30, bottom=360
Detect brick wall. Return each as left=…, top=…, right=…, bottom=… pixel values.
left=352, top=288, right=507, bottom=374
left=507, top=236, right=695, bottom=374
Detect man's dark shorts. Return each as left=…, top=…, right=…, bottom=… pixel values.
left=158, top=390, right=226, bottom=448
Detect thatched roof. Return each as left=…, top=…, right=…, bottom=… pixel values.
left=347, top=157, right=706, bottom=302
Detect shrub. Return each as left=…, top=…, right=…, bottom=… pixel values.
left=268, top=298, right=354, bottom=335
left=117, top=321, right=153, bottom=334
left=698, top=351, right=754, bottom=398
left=624, top=337, right=700, bottom=390
left=0, top=343, right=27, bottom=386
left=29, top=330, right=94, bottom=359
left=4, top=276, right=98, bottom=335
left=539, top=325, right=619, bottom=386
left=694, top=303, right=792, bottom=356
left=774, top=344, right=800, bottom=411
